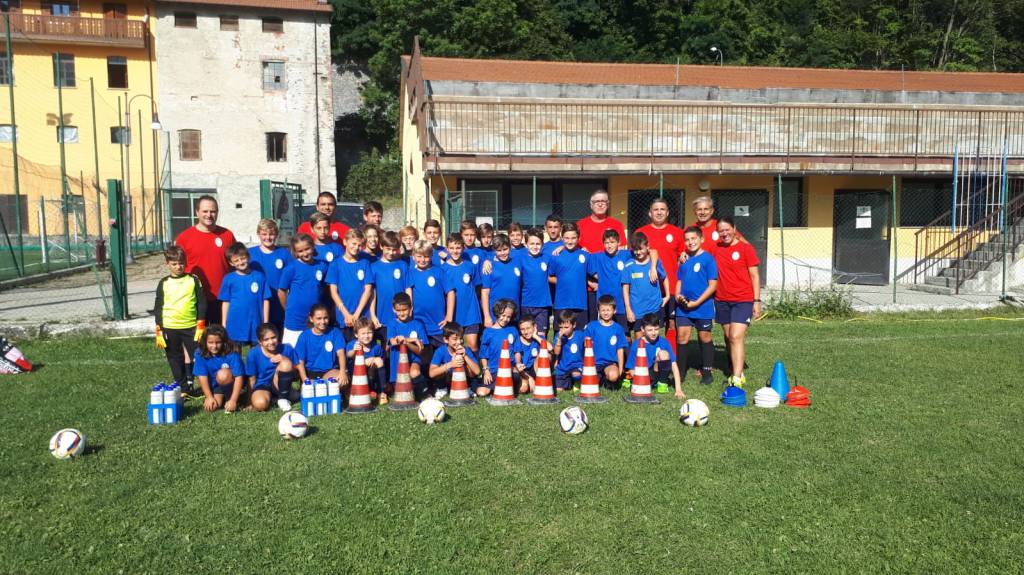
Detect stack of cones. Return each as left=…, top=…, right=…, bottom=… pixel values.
left=623, top=339, right=659, bottom=404
left=576, top=338, right=607, bottom=404
left=754, top=386, right=781, bottom=408
left=528, top=341, right=559, bottom=405
left=721, top=385, right=747, bottom=408
left=346, top=348, right=376, bottom=413
left=488, top=340, right=521, bottom=406
left=443, top=363, right=474, bottom=407
left=389, top=344, right=417, bottom=411
left=786, top=385, right=811, bottom=408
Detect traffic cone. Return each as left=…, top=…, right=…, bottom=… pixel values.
left=389, top=344, right=417, bottom=411
left=443, top=363, right=475, bottom=407
left=488, top=340, right=521, bottom=405
left=528, top=340, right=559, bottom=405
left=345, top=348, right=376, bottom=413
left=576, top=337, right=608, bottom=404
left=624, top=339, right=659, bottom=404
left=769, top=360, right=790, bottom=401
left=0, top=336, right=32, bottom=374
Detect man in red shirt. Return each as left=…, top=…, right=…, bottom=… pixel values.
left=175, top=195, right=236, bottom=324
left=689, top=195, right=744, bottom=253
left=297, top=192, right=349, bottom=244
left=576, top=189, right=626, bottom=255
left=637, top=197, right=686, bottom=335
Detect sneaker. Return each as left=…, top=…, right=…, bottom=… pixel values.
left=434, top=388, right=448, bottom=399
left=739, top=374, right=748, bottom=387
left=700, top=370, right=714, bottom=385
left=656, top=382, right=669, bottom=394
left=572, top=385, right=580, bottom=394
left=728, top=375, right=743, bottom=388
left=180, top=381, right=196, bottom=398
left=621, top=378, right=631, bottom=390
left=379, top=394, right=389, bottom=406
left=277, top=398, right=292, bottom=412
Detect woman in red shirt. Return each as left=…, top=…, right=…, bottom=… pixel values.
left=712, top=217, right=761, bottom=388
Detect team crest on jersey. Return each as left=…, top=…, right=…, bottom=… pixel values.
left=275, top=258, right=284, bottom=269
left=427, top=275, right=436, bottom=287
left=693, top=263, right=701, bottom=273
left=513, top=267, right=521, bottom=277
left=220, top=362, right=229, bottom=370
left=471, top=255, right=480, bottom=265
left=570, top=343, right=578, bottom=354
left=215, top=237, right=223, bottom=248
left=324, top=341, right=333, bottom=352
left=712, top=231, right=720, bottom=241
left=578, top=254, right=586, bottom=264
left=326, top=252, right=334, bottom=262
left=617, top=261, right=625, bottom=271
left=610, top=335, right=617, bottom=346
left=731, top=251, right=740, bottom=261
left=666, top=233, right=674, bottom=243
left=250, top=282, right=259, bottom=293
left=507, top=334, right=515, bottom=343
left=531, top=348, right=538, bottom=357
left=462, top=273, right=470, bottom=284
left=393, top=268, right=402, bottom=280
left=315, top=270, right=323, bottom=281
left=410, top=331, right=418, bottom=339
left=357, top=269, right=365, bottom=280
left=331, top=231, right=339, bottom=240
left=541, top=262, right=548, bottom=271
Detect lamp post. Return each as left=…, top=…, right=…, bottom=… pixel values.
left=124, top=93, right=161, bottom=259
left=710, top=46, right=724, bottom=66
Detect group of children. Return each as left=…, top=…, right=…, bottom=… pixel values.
left=155, top=203, right=739, bottom=413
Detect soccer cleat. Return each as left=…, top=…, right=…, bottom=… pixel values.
left=379, top=394, right=389, bottom=406
left=656, top=382, right=669, bottom=394
left=621, top=378, right=631, bottom=390
left=700, top=370, right=715, bottom=385
left=277, top=398, right=292, bottom=412
left=739, top=374, right=748, bottom=387
left=434, top=388, right=448, bottom=399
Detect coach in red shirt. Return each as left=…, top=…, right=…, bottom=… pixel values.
left=175, top=195, right=236, bottom=324
left=713, top=216, right=760, bottom=389
left=576, top=189, right=625, bottom=254
left=637, top=197, right=686, bottom=330
left=689, top=195, right=745, bottom=253
left=297, top=191, right=350, bottom=244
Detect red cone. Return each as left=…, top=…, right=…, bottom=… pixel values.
left=624, top=339, right=659, bottom=404
left=444, top=363, right=474, bottom=407
left=577, top=337, right=608, bottom=404
left=488, top=340, right=521, bottom=405
left=346, top=348, right=376, bottom=413
left=389, top=344, right=417, bottom=411
left=528, top=340, right=559, bottom=405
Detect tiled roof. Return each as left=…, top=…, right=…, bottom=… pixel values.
left=158, top=0, right=332, bottom=13
left=416, top=56, right=1024, bottom=94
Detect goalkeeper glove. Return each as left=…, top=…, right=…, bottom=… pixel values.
left=194, top=320, right=207, bottom=342
left=155, top=326, right=167, bottom=349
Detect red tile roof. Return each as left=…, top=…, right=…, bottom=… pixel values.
left=159, top=0, right=332, bottom=13
left=416, top=56, right=1024, bottom=94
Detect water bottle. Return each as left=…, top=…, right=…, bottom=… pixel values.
left=162, top=382, right=176, bottom=422
left=301, top=379, right=314, bottom=416
left=150, top=384, right=164, bottom=424
left=328, top=377, right=341, bottom=413
left=315, top=378, right=328, bottom=415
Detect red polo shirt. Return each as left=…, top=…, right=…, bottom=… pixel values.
left=297, top=220, right=349, bottom=244
left=577, top=215, right=625, bottom=254
left=636, top=223, right=685, bottom=289
left=713, top=241, right=760, bottom=302
left=175, top=225, right=236, bottom=299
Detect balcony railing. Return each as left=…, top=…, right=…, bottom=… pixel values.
left=8, top=13, right=146, bottom=48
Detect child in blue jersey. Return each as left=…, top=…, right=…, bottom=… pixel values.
left=508, top=222, right=527, bottom=256
left=245, top=323, right=297, bottom=412
left=423, top=219, right=449, bottom=266
left=519, top=228, right=552, bottom=337
left=328, top=228, right=372, bottom=340
left=386, top=293, right=426, bottom=394
left=220, top=242, right=270, bottom=346
left=675, top=226, right=719, bottom=385
left=478, top=300, right=519, bottom=397
left=587, top=229, right=631, bottom=330
left=293, top=304, right=349, bottom=386
left=481, top=234, right=522, bottom=326
left=406, top=239, right=447, bottom=348
left=370, top=231, right=408, bottom=339
left=621, top=231, right=669, bottom=336
left=584, top=295, right=628, bottom=390
left=513, top=315, right=544, bottom=394
left=428, top=322, right=482, bottom=398
left=346, top=318, right=386, bottom=403
left=459, top=220, right=486, bottom=288
left=193, top=324, right=246, bottom=413
left=248, top=219, right=292, bottom=327
left=542, top=214, right=564, bottom=257
left=548, top=221, right=589, bottom=329
left=360, top=224, right=382, bottom=263
left=442, top=233, right=483, bottom=353
left=625, top=313, right=684, bottom=398
left=277, top=233, right=328, bottom=347
left=478, top=222, right=496, bottom=257
left=310, top=212, right=344, bottom=265
left=553, top=309, right=585, bottom=390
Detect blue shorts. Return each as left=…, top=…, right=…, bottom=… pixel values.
left=677, top=316, right=714, bottom=331
left=630, top=307, right=663, bottom=333
left=662, top=298, right=676, bottom=325
left=463, top=323, right=481, bottom=336
left=470, top=378, right=493, bottom=392
left=554, top=371, right=581, bottom=390
left=715, top=301, right=753, bottom=325
left=212, top=383, right=236, bottom=396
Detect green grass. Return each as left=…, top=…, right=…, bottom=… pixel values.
left=3, top=313, right=1024, bottom=573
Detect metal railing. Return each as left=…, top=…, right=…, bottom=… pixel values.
left=8, top=13, right=145, bottom=47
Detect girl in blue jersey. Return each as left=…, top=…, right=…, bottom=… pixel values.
left=310, top=212, right=344, bottom=265
left=519, top=228, right=552, bottom=337
left=248, top=219, right=292, bottom=327
left=360, top=224, right=382, bottom=263
left=277, top=234, right=328, bottom=347
left=548, top=222, right=589, bottom=329
left=442, top=233, right=483, bottom=353
left=406, top=240, right=447, bottom=348
left=479, top=299, right=519, bottom=396
left=328, top=228, right=373, bottom=339
left=245, top=322, right=297, bottom=412
left=193, top=324, right=246, bottom=413
left=220, top=242, right=270, bottom=346
left=481, top=234, right=522, bottom=326
left=293, top=304, right=349, bottom=386
left=675, top=226, right=719, bottom=385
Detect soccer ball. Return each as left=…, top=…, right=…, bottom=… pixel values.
left=417, top=398, right=446, bottom=424
left=49, top=428, right=85, bottom=459
left=680, top=399, right=710, bottom=427
left=278, top=412, right=309, bottom=440
left=559, top=406, right=589, bottom=435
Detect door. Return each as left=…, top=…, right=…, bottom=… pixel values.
left=712, top=189, right=769, bottom=284
left=627, top=189, right=685, bottom=234
left=833, top=190, right=890, bottom=285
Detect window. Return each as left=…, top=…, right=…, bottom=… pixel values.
left=42, top=1, right=76, bottom=16
left=219, top=14, right=238, bottom=30
left=102, top=3, right=125, bottom=18
left=1, top=1, right=23, bottom=12
left=174, top=12, right=196, bottom=28
left=0, top=51, right=10, bottom=86
left=773, top=177, right=807, bottom=227
left=110, top=126, right=130, bottom=145
left=57, top=125, right=78, bottom=143
left=179, top=129, right=201, bottom=161
left=900, top=178, right=953, bottom=227
left=0, top=124, right=17, bottom=143
left=168, top=190, right=217, bottom=237
left=266, top=132, right=286, bottom=162
left=52, top=53, right=75, bottom=87
left=106, top=56, right=127, bottom=89
left=262, top=61, right=285, bottom=90
left=262, top=17, right=283, bottom=33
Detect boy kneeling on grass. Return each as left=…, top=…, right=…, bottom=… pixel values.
left=625, top=313, right=685, bottom=399
left=245, top=322, right=297, bottom=412
left=428, top=322, right=481, bottom=398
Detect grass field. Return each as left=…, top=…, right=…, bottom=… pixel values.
left=3, top=310, right=1024, bottom=573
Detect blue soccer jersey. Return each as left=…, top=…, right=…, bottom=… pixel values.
left=193, top=351, right=245, bottom=379
left=245, top=344, right=296, bottom=389
left=345, top=339, right=383, bottom=374
left=294, top=327, right=346, bottom=373
left=514, top=336, right=542, bottom=369
left=549, top=247, right=589, bottom=310
left=555, top=330, right=585, bottom=375
left=248, top=246, right=292, bottom=326
left=587, top=249, right=631, bottom=312
left=482, top=256, right=522, bottom=309
left=621, top=259, right=666, bottom=318
left=677, top=251, right=719, bottom=320
left=315, top=242, right=344, bottom=266
left=519, top=252, right=552, bottom=308
left=480, top=325, right=518, bottom=375
left=327, top=256, right=371, bottom=317
left=385, top=317, right=427, bottom=382
left=430, top=246, right=450, bottom=267
left=430, top=345, right=479, bottom=368
left=542, top=240, right=564, bottom=258
left=408, top=264, right=447, bottom=336
left=443, top=259, right=482, bottom=327
left=220, top=270, right=270, bottom=343
left=371, top=258, right=408, bottom=328
left=584, top=320, right=628, bottom=367
left=278, top=258, right=328, bottom=331
left=625, top=336, right=676, bottom=370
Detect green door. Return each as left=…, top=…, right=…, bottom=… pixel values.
left=833, top=190, right=890, bottom=285
left=712, top=189, right=769, bottom=285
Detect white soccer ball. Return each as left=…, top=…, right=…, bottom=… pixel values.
left=49, top=428, right=85, bottom=459
left=417, top=398, right=447, bottom=424
left=559, top=406, right=589, bottom=435
left=278, top=412, right=309, bottom=440
left=680, top=399, right=710, bottom=427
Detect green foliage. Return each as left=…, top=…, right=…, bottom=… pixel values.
left=341, top=148, right=402, bottom=203
left=765, top=285, right=856, bottom=319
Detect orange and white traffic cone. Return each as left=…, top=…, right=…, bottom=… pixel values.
left=624, top=339, right=659, bottom=404
left=488, top=340, right=521, bottom=406
left=389, top=344, right=417, bottom=411
left=528, top=340, right=559, bottom=405
left=577, top=337, right=608, bottom=404
left=346, top=348, right=376, bottom=413
left=443, top=363, right=475, bottom=407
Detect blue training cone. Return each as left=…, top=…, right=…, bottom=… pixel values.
left=770, top=361, right=790, bottom=402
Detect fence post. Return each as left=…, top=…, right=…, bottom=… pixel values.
left=5, top=13, right=24, bottom=274
left=39, top=198, right=48, bottom=265
left=90, top=77, right=102, bottom=242
left=107, top=179, right=128, bottom=320
left=531, top=175, right=537, bottom=227
left=777, top=174, right=785, bottom=291
left=892, top=175, right=898, bottom=304
left=1000, top=140, right=1009, bottom=300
